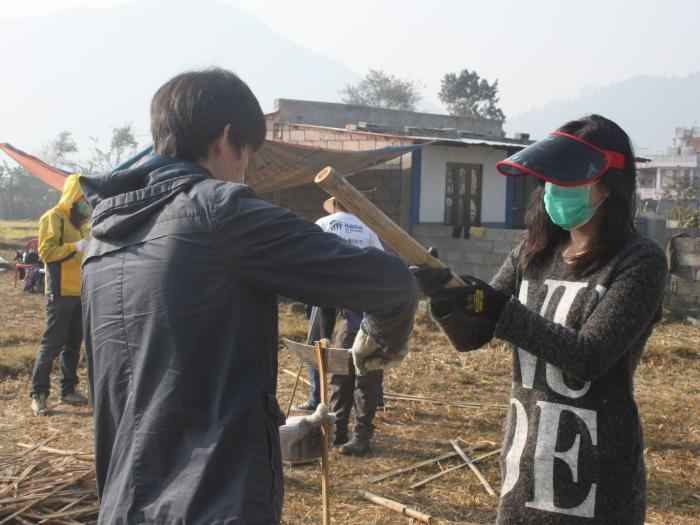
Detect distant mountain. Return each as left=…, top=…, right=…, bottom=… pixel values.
left=0, top=0, right=364, bottom=154
left=505, top=73, right=700, bottom=153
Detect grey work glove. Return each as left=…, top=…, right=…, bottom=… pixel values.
left=279, top=404, right=336, bottom=463
left=351, top=327, right=409, bottom=376
left=73, top=238, right=90, bottom=253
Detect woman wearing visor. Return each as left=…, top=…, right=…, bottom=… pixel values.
left=413, top=115, right=666, bottom=524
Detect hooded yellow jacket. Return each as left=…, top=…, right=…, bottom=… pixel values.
left=38, top=174, right=90, bottom=297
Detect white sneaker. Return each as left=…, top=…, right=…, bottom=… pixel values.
left=31, top=394, right=51, bottom=416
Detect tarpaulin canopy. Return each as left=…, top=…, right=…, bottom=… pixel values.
left=2, top=140, right=418, bottom=194
left=247, top=140, right=417, bottom=193
left=0, top=142, right=71, bottom=190
left=116, top=140, right=417, bottom=193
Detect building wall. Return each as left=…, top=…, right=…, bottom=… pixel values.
left=266, top=122, right=413, bottom=151
left=270, top=99, right=504, bottom=137
left=412, top=224, right=524, bottom=281
left=419, top=144, right=509, bottom=227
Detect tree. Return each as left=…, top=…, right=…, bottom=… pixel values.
left=340, top=70, right=421, bottom=111
left=44, top=130, right=80, bottom=172
left=0, top=161, right=60, bottom=220
left=439, top=69, right=505, bottom=121
left=661, top=171, right=700, bottom=227
left=110, top=124, right=139, bottom=166
left=86, top=124, right=139, bottom=173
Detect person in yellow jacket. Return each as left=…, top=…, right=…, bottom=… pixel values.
left=30, top=173, right=91, bottom=416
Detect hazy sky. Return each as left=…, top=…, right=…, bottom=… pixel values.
left=2, top=0, right=699, bottom=119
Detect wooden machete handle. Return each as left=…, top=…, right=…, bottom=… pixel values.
left=314, top=167, right=464, bottom=289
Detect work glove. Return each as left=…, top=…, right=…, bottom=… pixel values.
left=350, top=327, right=409, bottom=376
left=279, top=404, right=336, bottom=463
left=73, top=239, right=90, bottom=253
left=435, top=274, right=509, bottom=322
left=411, top=254, right=509, bottom=323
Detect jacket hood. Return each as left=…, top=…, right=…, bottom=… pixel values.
left=57, top=173, right=84, bottom=216
left=79, top=155, right=213, bottom=240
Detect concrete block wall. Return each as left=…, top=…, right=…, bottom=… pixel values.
left=667, top=235, right=700, bottom=315
left=411, top=224, right=525, bottom=281
left=265, top=122, right=414, bottom=151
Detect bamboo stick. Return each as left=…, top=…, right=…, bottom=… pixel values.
left=37, top=494, right=91, bottom=524
left=315, top=340, right=331, bottom=525
left=315, top=167, right=464, bottom=288
left=15, top=444, right=93, bottom=462
left=449, top=440, right=496, bottom=496
left=281, top=368, right=311, bottom=386
left=370, top=442, right=488, bottom=483
left=360, top=490, right=433, bottom=523
left=383, top=392, right=507, bottom=409
left=0, top=469, right=93, bottom=524
left=285, top=359, right=305, bottom=416
left=411, top=449, right=501, bottom=489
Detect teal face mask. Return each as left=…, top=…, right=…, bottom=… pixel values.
left=543, top=182, right=602, bottom=230
left=77, top=201, right=90, bottom=215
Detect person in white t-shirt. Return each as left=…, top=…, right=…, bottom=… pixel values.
left=299, top=197, right=386, bottom=456
left=314, top=198, right=383, bottom=250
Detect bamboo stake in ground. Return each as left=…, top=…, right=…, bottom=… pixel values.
left=449, top=440, right=496, bottom=496
left=360, top=491, right=433, bottom=524
left=315, top=339, right=331, bottom=525
left=285, top=359, right=304, bottom=416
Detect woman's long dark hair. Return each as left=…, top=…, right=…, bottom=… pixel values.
left=520, top=114, right=637, bottom=278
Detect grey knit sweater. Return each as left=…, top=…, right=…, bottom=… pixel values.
left=433, top=233, right=667, bottom=525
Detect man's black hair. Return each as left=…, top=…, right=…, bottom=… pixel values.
left=151, top=68, right=266, bottom=162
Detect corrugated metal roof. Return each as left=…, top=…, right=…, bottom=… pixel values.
left=417, top=136, right=527, bottom=151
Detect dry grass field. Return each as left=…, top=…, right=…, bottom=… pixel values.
left=0, top=239, right=699, bottom=524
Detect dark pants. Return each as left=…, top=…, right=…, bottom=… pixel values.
left=30, top=295, right=83, bottom=398
left=329, top=320, right=384, bottom=441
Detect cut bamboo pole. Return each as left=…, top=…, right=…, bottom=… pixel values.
left=370, top=442, right=488, bottom=483
left=383, top=392, right=507, bottom=409
left=15, top=444, right=93, bottom=462
left=411, top=449, right=501, bottom=490
left=315, top=339, right=331, bottom=525
left=281, top=368, right=311, bottom=386
left=285, top=359, right=305, bottom=416
left=449, top=440, right=496, bottom=496
left=315, top=167, right=464, bottom=288
left=360, top=491, right=433, bottom=523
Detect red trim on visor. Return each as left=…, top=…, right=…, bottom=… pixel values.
left=552, top=132, right=625, bottom=171
left=496, top=131, right=626, bottom=187
left=496, top=159, right=607, bottom=187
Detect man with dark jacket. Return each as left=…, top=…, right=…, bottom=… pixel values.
left=79, top=68, right=416, bottom=524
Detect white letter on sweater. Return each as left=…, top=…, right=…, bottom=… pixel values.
left=526, top=401, right=598, bottom=517
left=501, top=398, right=528, bottom=496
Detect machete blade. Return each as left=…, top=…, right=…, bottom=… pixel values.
left=281, top=338, right=351, bottom=375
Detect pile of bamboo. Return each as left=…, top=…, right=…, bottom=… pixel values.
left=0, top=437, right=98, bottom=524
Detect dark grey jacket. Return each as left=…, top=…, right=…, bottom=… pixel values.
left=79, top=155, right=416, bottom=524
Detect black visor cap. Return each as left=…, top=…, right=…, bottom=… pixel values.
left=497, top=133, right=608, bottom=186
